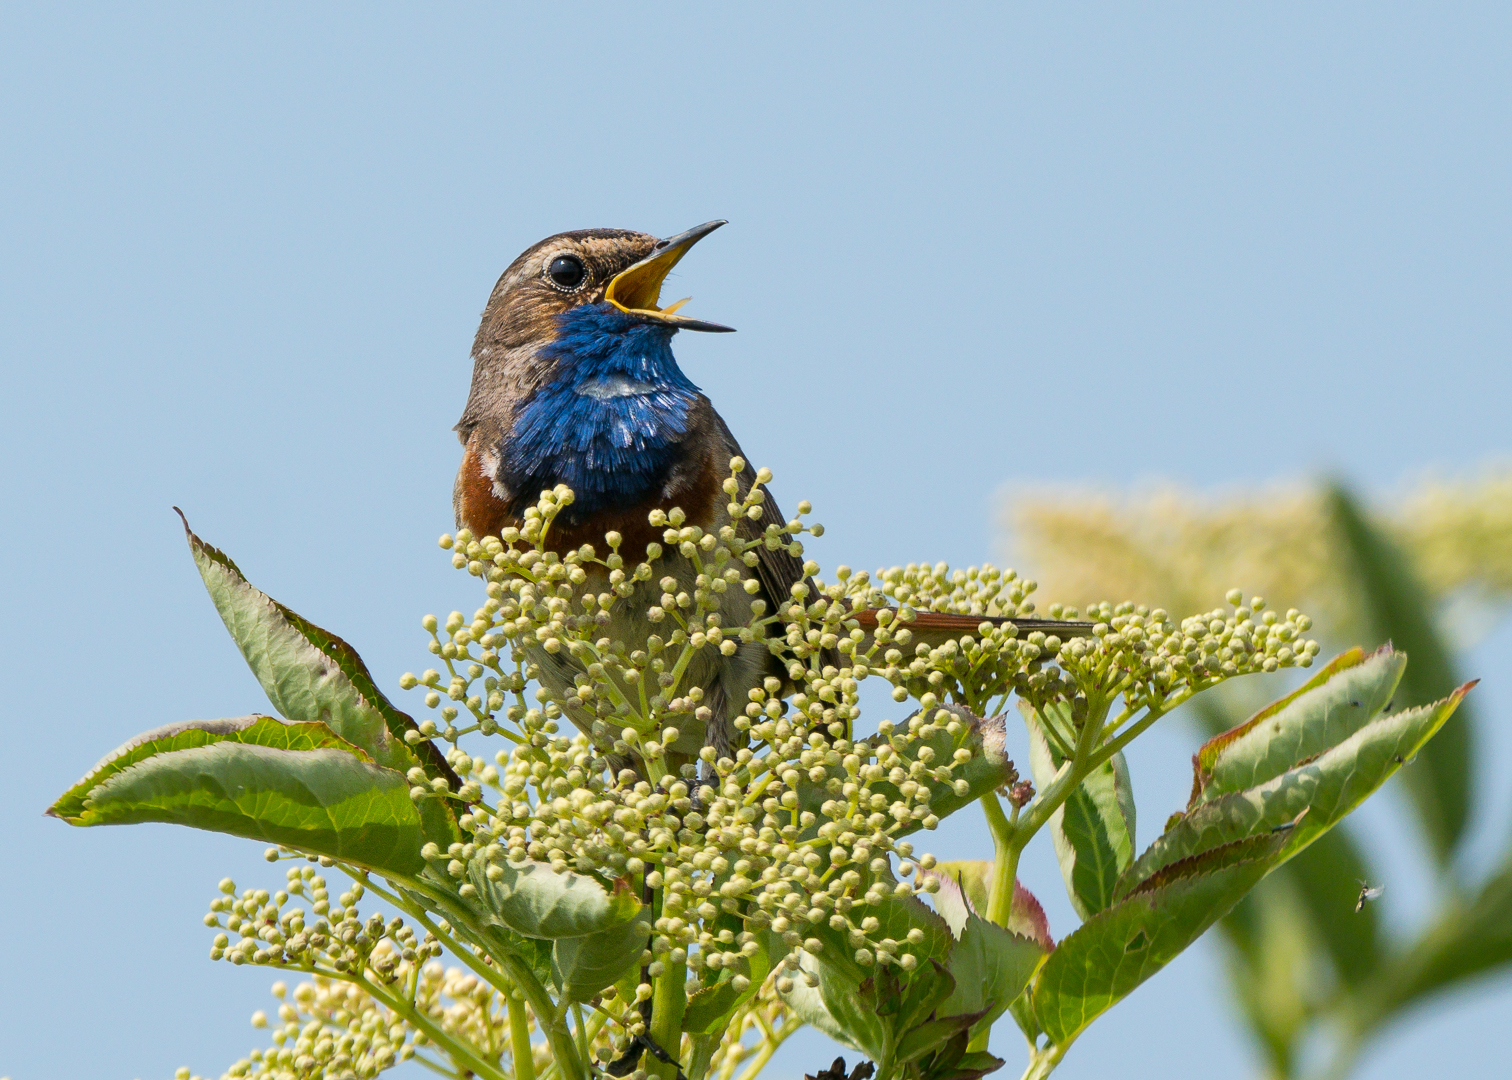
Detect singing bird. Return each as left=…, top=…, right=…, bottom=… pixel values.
left=453, top=221, right=1088, bottom=762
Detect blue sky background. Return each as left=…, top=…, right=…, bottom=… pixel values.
left=3, top=4, right=1510, bottom=1078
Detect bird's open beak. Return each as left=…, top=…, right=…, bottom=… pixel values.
left=604, top=220, right=735, bottom=333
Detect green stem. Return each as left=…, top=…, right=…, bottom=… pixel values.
left=645, top=746, right=670, bottom=786
left=509, top=991, right=536, bottom=1080
left=1015, top=757, right=1076, bottom=839
left=572, top=1003, right=590, bottom=1068
left=972, top=791, right=1022, bottom=1055
left=686, top=1032, right=719, bottom=1080
left=1086, top=694, right=1181, bottom=772
left=981, top=792, right=1019, bottom=926
left=648, top=957, right=688, bottom=1080
left=499, top=951, right=587, bottom=1080
left=541, top=1008, right=610, bottom=1080
left=353, top=971, right=507, bottom=1080
left=572, top=640, right=643, bottom=724
left=411, top=1053, right=470, bottom=1078
left=1072, top=693, right=1107, bottom=761
left=1014, top=696, right=1114, bottom=840
left=873, top=1025, right=900, bottom=1080
left=1019, top=1041, right=1067, bottom=1080
left=380, top=874, right=589, bottom=1080
left=362, top=878, right=519, bottom=1004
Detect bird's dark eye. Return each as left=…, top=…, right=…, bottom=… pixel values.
left=547, top=254, right=586, bottom=289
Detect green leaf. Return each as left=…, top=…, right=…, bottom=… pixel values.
left=1191, top=652, right=1392, bottom=1063
left=682, top=982, right=738, bottom=1037
left=783, top=899, right=959, bottom=1058
left=897, top=960, right=956, bottom=1032
left=789, top=949, right=889, bottom=1061
left=465, top=857, right=642, bottom=939
left=178, top=512, right=458, bottom=844
left=1026, top=701, right=1136, bottom=919
left=684, top=929, right=781, bottom=1034
left=1033, top=837, right=1282, bottom=1047
left=922, top=868, right=1053, bottom=1049
left=401, top=880, right=556, bottom=987
left=1119, top=687, right=1471, bottom=898
left=787, top=941, right=970, bottom=1065
left=552, top=911, right=652, bottom=1003
left=49, top=715, right=361, bottom=822
left=1327, top=483, right=1475, bottom=861
left=914, top=1028, right=1006, bottom=1080
left=1193, top=646, right=1404, bottom=806
left=921, top=1044, right=1006, bottom=1080
left=1008, top=992, right=1041, bottom=1047
left=897, top=1010, right=981, bottom=1064
left=1191, top=649, right=1366, bottom=769
left=873, top=892, right=958, bottom=961
left=1097, top=656, right=1465, bottom=1068
left=53, top=740, right=425, bottom=875
left=797, top=867, right=1037, bottom=1066
left=940, top=912, right=1047, bottom=1039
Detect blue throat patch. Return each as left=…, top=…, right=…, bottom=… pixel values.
left=501, top=303, right=701, bottom=521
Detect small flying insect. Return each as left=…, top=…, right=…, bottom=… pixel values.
left=1355, top=880, right=1386, bottom=913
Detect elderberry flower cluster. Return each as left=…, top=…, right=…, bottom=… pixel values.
left=393, top=464, right=1033, bottom=998
left=204, top=869, right=439, bottom=980
left=193, top=865, right=611, bottom=1080
left=1032, top=593, right=1317, bottom=715
left=196, top=869, right=436, bottom=1078
left=393, top=462, right=1319, bottom=1004
left=189, top=461, right=1323, bottom=1080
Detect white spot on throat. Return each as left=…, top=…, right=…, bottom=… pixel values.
left=479, top=447, right=509, bottom=500
left=576, top=374, right=657, bottom=400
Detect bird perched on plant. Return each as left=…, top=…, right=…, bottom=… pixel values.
left=452, top=221, right=1087, bottom=761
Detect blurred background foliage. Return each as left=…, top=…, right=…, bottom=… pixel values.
left=1006, top=465, right=1512, bottom=1080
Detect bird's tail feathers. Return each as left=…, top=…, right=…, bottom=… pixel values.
left=848, top=607, right=1095, bottom=639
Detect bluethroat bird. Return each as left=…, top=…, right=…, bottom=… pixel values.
left=453, top=221, right=1088, bottom=767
